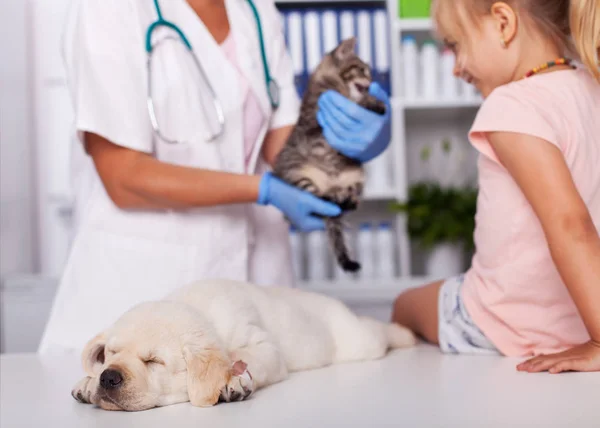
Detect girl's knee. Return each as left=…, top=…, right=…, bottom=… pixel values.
left=391, top=281, right=444, bottom=344
left=391, top=288, right=419, bottom=326
left=392, top=290, right=409, bottom=315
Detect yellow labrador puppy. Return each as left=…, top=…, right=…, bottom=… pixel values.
left=72, top=279, right=415, bottom=411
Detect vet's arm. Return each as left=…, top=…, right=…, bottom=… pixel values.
left=488, top=132, right=600, bottom=350
left=260, top=125, right=294, bottom=167
left=85, top=132, right=261, bottom=210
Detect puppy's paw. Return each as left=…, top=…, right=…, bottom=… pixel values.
left=71, top=377, right=92, bottom=404
left=218, top=361, right=254, bottom=403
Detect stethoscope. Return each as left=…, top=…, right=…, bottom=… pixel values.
left=146, top=0, right=280, bottom=144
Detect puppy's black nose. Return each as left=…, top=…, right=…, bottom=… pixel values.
left=100, top=369, right=123, bottom=389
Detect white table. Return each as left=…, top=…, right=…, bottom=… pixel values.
left=1, top=344, right=598, bottom=428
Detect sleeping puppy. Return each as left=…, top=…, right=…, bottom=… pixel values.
left=72, top=278, right=416, bottom=411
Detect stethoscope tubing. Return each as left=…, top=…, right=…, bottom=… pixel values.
left=145, top=0, right=279, bottom=145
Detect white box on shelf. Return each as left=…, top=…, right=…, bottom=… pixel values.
left=401, top=35, right=419, bottom=100
left=440, top=48, right=460, bottom=99
left=306, top=228, right=330, bottom=281
left=375, top=222, right=396, bottom=279
left=356, top=223, right=375, bottom=280
left=420, top=41, right=439, bottom=99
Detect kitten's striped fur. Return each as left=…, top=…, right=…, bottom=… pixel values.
left=273, top=38, right=387, bottom=272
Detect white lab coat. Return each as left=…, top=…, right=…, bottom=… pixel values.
left=38, top=0, right=301, bottom=355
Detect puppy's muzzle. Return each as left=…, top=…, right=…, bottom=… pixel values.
left=100, top=369, right=123, bottom=390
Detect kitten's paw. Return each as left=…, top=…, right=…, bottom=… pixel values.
left=330, top=184, right=362, bottom=212
left=218, top=361, right=254, bottom=403
left=360, top=94, right=387, bottom=115
left=339, top=198, right=358, bottom=211
left=371, top=101, right=387, bottom=115
left=342, top=260, right=361, bottom=272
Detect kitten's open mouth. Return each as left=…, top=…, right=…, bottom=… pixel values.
left=354, top=82, right=369, bottom=94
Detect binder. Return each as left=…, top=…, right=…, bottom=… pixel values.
left=357, top=10, right=372, bottom=67
left=280, top=10, right=288, bottom=49
left=304, top=11, right=321, bottom=75
left=370, top=9, right=393, bottom=191
left=373, top=9, right=391, bottom=94
left=321, top=10, right=339, bottom=55
left=286, top=11, right=306, bottom=97
left=339, top=10, right=355, bottom=42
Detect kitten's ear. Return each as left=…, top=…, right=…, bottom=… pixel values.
left=333, top=37, right=357, bottom=61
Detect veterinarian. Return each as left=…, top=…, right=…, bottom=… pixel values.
left=38, top=0, right=391, bottom=355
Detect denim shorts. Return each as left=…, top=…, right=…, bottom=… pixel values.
left=438, top=274, right=500, bottom=355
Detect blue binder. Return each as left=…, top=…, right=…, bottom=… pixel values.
left=372, top=9, right=391, bottom=95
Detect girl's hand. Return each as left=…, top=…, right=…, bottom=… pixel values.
left=516, top=341, right=600, bottom=374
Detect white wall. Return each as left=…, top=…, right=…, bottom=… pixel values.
left=1, top=0, right=75, bottom=280
left=0, top=0, right=37, bottom=277
left=29, top=0, right=77, bottom=277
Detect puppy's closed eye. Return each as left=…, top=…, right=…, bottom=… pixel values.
left=105, top=347, right=120, bottom=358
left=142, top=357, right=165, bottom=366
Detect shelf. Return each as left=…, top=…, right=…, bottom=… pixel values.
left=363, top=188, right=398, bottom=200
left=298, top=275, right=440, bottom=303
left=395, top=18, right=433, bottom=32
left=399, top=97, right=483, bottom=110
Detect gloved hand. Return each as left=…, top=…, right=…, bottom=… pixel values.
left=317, top=82, right=391, bottom=163
left=257, top=172, right=341, bottom=232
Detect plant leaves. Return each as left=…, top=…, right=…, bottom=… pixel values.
left=389, top=181, right=478, bottom=250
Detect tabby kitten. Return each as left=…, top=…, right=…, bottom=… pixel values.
left=273, top=37, right=387, bottom=272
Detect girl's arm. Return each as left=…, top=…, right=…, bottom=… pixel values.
left=487, top=131, right=600, bottom=373
left=85, top=132, right=263, bottom=210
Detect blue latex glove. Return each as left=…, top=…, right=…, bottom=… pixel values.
left=317, top=82, right=391, bottom=162
left=257, top=172, right=342, bottom=232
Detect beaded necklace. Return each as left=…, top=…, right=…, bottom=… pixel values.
left=523, top=58, right=576, bottom=79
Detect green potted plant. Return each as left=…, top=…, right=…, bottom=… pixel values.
left=390, top=182, right=478, bottom=276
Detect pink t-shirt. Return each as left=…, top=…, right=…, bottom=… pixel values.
left=463, top=68, right=600, bottom=357
left=220, top=33, right=266, bottom=171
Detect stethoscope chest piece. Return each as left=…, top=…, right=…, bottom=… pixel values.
left=268, top=79, right=280, bottom=109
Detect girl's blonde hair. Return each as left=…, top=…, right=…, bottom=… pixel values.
left=433, top=0, right=600, bottom=81
left=570, top=0, right=600, bottom=81
left=432, top=0, right=573, bottom=54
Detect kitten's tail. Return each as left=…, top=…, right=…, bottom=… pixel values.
left=325, top=218, right=361, bottom=272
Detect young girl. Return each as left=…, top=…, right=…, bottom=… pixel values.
left=392, top=0, right=600, bottom=373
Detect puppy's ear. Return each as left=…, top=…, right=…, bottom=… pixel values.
left=82, top=332, right=106, bottom=377
left=183, top=333, right=230, bottom=407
